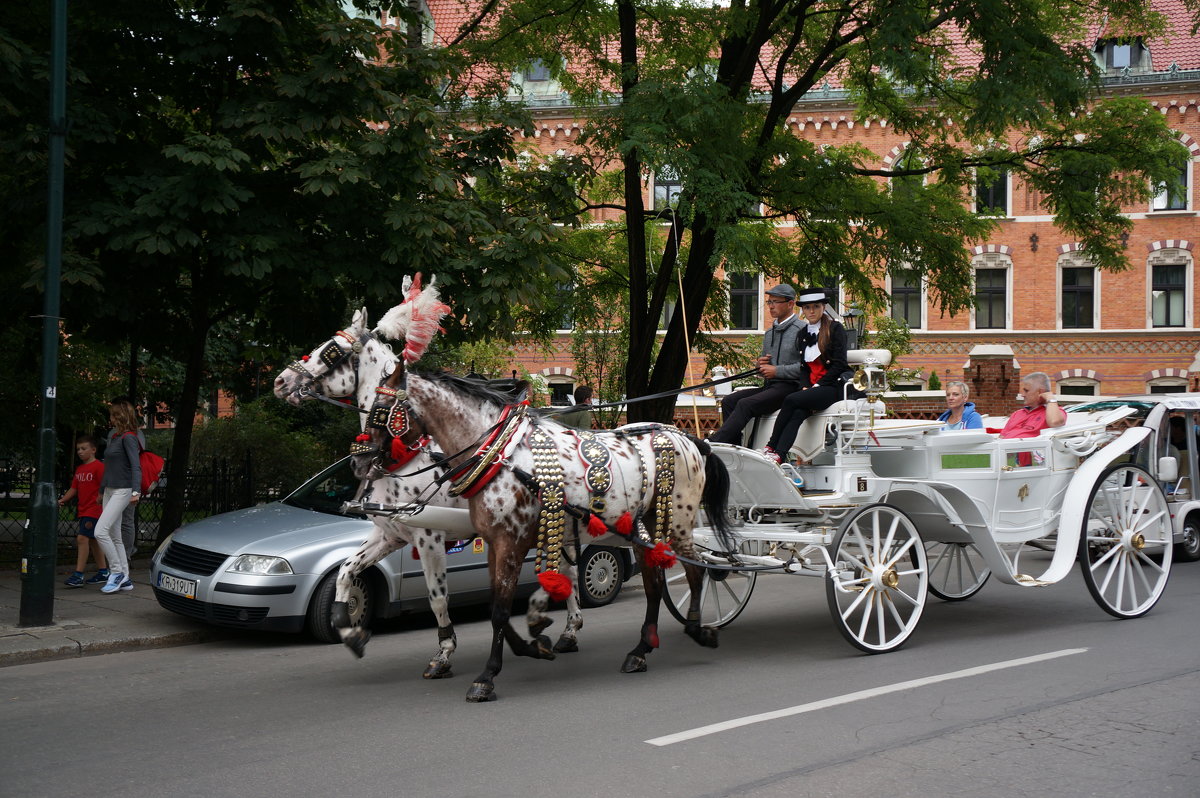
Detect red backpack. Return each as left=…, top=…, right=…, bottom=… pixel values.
left=125, top=432, right=165, bottom=494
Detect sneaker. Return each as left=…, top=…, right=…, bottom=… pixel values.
left=64, top=571, right=85, bottom=588
left=760, top=446, right=782, bottom=465
left=119, top=579, right=133, bottom=592
left=85, top=569, right=111, bottom=585
left=100, top=571, right=126, bottom=594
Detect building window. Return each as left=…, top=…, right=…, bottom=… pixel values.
left=1152, top=163, right=1189, bottom=211
left=1096, top=38, right=1145, bottom=71
left=1148, top=379, right=1187, bottom=394
left=653, top=166, right=683, bottom=210
left=728, top=273, right=759, bottom=330
left=1151, top=264, right=1186, bottom=327
left=555, top=283, right=573, bottom=331
left=1057, top=379, right=1099, bottom=397
left=975, top=170, right=1009, bottom=216
left=522, top=59, right=551, bottom=82
left=1061, top=266, right=1095, bottom=329
left=890, top=270, right=923, bottom=329
left=890, top=147, right=924, bottom=202
left=548, top=381, right=575, bottom=406
left=974, top=268, right=1007, bottom=329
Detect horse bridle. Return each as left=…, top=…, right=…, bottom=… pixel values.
left=285, top=329, right=374, bottom=413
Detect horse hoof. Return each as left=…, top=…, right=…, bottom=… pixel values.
left=553, top=636, right=579, bottom=654
left=620, top=654, right=647, bottom=673
left=687, top=625, right=719, bottom=649
left=528, top=617, right=553, bottom=637
left=466, top=683, right=497, bottom=702
left=423, top=662, right=453, bottom=679
left=342, top=629, right=371, bottom=659
left=535, top=636, right=557, bottom=660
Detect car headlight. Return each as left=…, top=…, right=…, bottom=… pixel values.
left=227, top=554, right=294, bottom=575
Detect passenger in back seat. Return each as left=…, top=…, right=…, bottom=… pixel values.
left=760, top=288, right=849, bottom=464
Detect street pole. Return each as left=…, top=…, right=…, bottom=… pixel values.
left=21, top=0, right=68, bottom=626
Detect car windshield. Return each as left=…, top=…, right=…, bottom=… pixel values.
left=1066, top=400, right=1155, bottom=422
left=283, top=457, right=363, bottom=516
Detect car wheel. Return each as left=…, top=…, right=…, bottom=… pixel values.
left=578, top=546, right=624, bottom=608
left=1176, top=513, right=1200, bottom=563
left=307, top=569, right=373, bottom=643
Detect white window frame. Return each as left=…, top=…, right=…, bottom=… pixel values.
left=1057, top=377, right=1100, bottom=397
left=1147, top=378, right=1188, bottom=394
left=1146, top=250, right=1193, bottom=329
left=725, top=272, right=762, bottom=332
left=970, top=253, right=1012, bottom=331
left=973, top=168, right=1011, bottom=218
left=887, top=268, right=926, bottom=330
left=1057, top=253, right=1099, bottom=330
left=1150, top=140, right=1194, bottom=212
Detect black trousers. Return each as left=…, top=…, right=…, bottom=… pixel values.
left=766, top=384, right=842, bottom=456
left=709, top=382, right=798, bottom=444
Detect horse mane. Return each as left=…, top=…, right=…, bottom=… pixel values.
left=412, top=369, right=529, bottom=409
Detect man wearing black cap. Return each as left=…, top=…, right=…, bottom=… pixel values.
left=709, top=284, right=807, bottom=444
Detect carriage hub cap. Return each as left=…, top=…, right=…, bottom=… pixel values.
left=880, top=568, right=900, bottom=589
left=1130, top=532, right=1145, bottom=550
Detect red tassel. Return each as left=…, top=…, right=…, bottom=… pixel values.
left=587, top=514, right=608, bottom=538
left=355, top=433, right=370, bottom=443
left=616, top=512, right=633, bottom=536
left=301, top=355, right=310, bottom=362
left=390, top=437, right=406, bottom=459
left=645, top=542, right=677, bottom=569
left=538, top=571, right=573, bottom=602
left=411, top=546, right=420, bottom=560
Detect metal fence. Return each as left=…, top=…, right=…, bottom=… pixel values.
left=0, top=457, right=271, bottom=567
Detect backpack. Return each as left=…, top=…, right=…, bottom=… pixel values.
left=125, top=432, right=165, bottom=494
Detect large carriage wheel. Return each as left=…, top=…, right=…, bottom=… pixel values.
left=663, top=540, right=759, bottom=628
left=1078, top=464, right=1172, bottom=619
left=826, top=504, right=928, bottom=653
left=924, top=541, right=990, bottom=601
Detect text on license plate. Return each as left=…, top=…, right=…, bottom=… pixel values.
left=158, top=573, right=196, bottom=599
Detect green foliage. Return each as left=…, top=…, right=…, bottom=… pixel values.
left=187, top=396, right=351, bottom=496
left=927, top=370, right=942, bottom=391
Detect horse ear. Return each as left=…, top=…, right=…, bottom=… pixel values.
left=358, top=306, right=369, bottom=330
left=351, top=307, right=368, bottom=332
left=401, top=275, right=412, bottom=295
left=515, top=380, right=531, bottom=403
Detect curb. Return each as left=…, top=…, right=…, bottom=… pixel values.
left=0, top=628, right=218, bottom=668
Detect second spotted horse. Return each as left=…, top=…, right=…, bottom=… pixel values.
left=363, top=333, right=737, bottom=702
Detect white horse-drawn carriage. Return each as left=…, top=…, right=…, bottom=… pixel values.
left=663, top=349, right=1174, bottom=652
left=275, top=280, right=1173, bottom=699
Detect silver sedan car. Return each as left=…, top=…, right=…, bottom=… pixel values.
left=150, top=458, right=633, bottom=640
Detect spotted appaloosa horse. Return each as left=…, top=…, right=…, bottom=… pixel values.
left=367, top=358, right=736, bottom=703
left=273, top=286, right=584, bottom=677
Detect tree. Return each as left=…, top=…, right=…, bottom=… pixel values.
left=1, top=1, right=574, bottom=538
left=441, top=0, right=1189, bottom=420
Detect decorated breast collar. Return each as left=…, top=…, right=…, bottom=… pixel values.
left=447, top=403, right=531, bottom=498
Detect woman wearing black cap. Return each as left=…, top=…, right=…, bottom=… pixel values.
left=761, top=288, right=849, bottom=464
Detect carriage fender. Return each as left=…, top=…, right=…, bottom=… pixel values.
left=1047, top=426, right=1153, bottom=583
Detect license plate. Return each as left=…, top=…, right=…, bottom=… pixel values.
left=158, top=573, right=197, bottom=599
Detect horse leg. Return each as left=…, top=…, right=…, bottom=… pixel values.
left=680, top=561, right=719, bottom=649
left=333, top=520, right=406, bottom=658
left=411, top=528, right=457, bottom=679
left=467, top=543, right=554, bottom=703
left=526, top=587, right=554, bottom=640
left=621, top=548, right=663, bottom=673
left=552, top=541, right=582, bottom=653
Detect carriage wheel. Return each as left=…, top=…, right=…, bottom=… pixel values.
left=826, top=504, right=927, bottom=653
left=1078, top=464, right=1172, bottom=619
left=663, top=540, right=759, bottom=628
left=925, top=541, right=990, bottom=601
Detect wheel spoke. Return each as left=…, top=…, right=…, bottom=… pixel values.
left=881, top=536, right=917, bottom=570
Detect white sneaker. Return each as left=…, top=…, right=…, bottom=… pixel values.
left=119, top=578, right=134, bottom=592
left=100, top=571, right=126, bottom=594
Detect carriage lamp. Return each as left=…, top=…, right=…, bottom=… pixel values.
left=843, top=303, right=867, bottom=349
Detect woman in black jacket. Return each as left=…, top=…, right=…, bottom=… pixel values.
left=762, top=289, right=849, bottom=463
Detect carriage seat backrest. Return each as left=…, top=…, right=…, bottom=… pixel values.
left=745, top=349, right=891, bottom=459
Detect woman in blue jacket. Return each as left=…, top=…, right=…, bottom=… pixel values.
left=939, top=381, right=984, bottom=429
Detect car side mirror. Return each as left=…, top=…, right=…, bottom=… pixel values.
left=1158, top=456, right=1179, bottom=484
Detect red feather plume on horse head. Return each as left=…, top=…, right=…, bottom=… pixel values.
left=374, top=273, right=452, bottom=364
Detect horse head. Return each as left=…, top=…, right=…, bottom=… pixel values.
left=273, top=307, right=381, bottom=407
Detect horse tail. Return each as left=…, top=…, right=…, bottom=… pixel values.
left=692, top=437, right=736, bottom=554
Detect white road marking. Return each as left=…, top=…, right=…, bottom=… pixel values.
left=644, top=648, right=1088, bottom=746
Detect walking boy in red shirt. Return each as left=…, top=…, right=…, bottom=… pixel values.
left=58, top=435, right=109, bottom=587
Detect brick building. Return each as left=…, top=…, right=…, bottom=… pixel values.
left=420, top=1, right=1199, bottom=408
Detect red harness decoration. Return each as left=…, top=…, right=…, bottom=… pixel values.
left=447, top=403, right=530, bottom=499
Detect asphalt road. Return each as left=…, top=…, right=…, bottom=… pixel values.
left=3, top=552, right=1198, bottom=798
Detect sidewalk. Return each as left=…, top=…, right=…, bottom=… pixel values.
left=0, top=562, right=223, bottom=667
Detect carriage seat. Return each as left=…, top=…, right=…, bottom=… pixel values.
left=744, top=349, right=892, bottom=463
